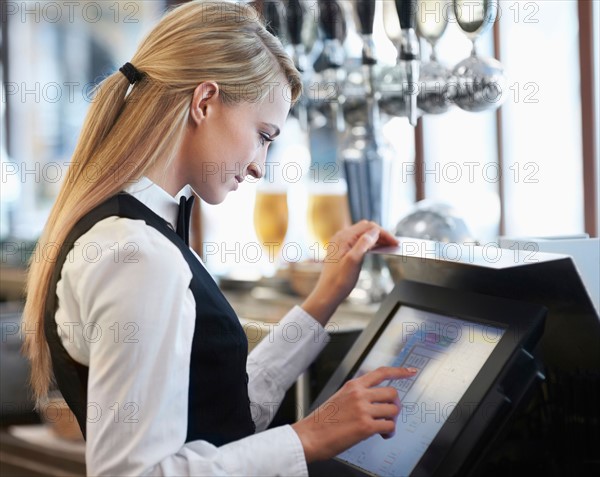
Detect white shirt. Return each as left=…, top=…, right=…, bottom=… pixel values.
left=54, top=176, right=331, bottom=476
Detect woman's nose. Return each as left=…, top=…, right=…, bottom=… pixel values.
left=246, top=162, right=263, bottom=179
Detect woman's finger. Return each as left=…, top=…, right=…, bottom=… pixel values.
left=366, top=386, right=400, bottom=403
left=369, top=402, right=401, bottom=419
left=356, top=366, right=418, bottom=388
left=345, top=227, right=381, bottom=263
left=375, top=228, right=399, bottom=246
left=329, top=221, right=396, bottom=252
left=325, top=226, right=374, bottom=261
left=340, top=220, right=381, bottom=244
left=373, top=418, right=396, bottom=437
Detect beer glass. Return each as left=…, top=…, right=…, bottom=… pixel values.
left=253, top=188, right=289, bottom=274
left=307, top=179, right=351, bottom=259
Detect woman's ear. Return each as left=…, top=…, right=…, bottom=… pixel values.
left=189, top=81, right=219, bottom=126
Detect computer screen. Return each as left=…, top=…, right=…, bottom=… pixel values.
left=310, top=280, right=546, bottom=477
left=336, top=306, right=506, bottom=476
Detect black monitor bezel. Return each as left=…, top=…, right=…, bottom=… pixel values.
left=311, top=280, right=546, bottom=477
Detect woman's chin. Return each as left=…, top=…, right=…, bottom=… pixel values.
left=192, top=182, right=236, bottom=205
left=196, top=191, right=226, bottom=205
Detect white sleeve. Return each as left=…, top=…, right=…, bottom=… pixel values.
left=57, top=218, right=308, bottom=476
left=246, top=306, right=331, bottom=431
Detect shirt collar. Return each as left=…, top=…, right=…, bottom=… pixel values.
left=123, top=176, right=193, bottom=230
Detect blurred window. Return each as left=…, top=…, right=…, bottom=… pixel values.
left=2, top=1, right=166, bottom=240
left=498, top=0, right=584, bottom=237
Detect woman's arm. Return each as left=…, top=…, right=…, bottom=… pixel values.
left=246, top=305, right=330, bottom=431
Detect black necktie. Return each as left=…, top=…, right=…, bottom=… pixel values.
left=176, top=195, right=195, bottom=246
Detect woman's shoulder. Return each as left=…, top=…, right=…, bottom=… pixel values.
left=72, top=215, right=185, bottom=259
left=59, top=215, right=193, bottom=292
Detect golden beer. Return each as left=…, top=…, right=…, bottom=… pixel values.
left=307, top=193, right=351, bottom=248
left=253, top=191, right=289, bottom=258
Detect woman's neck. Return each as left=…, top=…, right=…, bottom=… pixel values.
left=144, top=159, right=186, bottom=197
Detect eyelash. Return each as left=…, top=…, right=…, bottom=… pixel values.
left=259, top=133, right=273, bottom=147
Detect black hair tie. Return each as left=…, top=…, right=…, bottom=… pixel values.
left=119, top=62, right=143, bottom=85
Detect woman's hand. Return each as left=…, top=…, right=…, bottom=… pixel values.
left=291, top=366, right=417, bottom=463
left=301, top=220, right=398, bottom=325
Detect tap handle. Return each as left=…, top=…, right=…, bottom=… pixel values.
left=395, top=0, right=416, bottom=30
left=356, top=0, right=376, bottom=35
left=264, top=1, right=285, bottom=38
left=286, top=0, right=304, bottom=45
left=318, top=0, right=344, bottom=40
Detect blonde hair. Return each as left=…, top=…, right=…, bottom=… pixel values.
left=23, top=0, right=302, bottom=405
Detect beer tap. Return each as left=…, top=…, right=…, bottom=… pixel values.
left=314, top=0, right=345, bottom=71
left=396, top=0, right=420, bottom=126
left=285, top=0, right=306, bottom=71
left=314, top=0, right=346, bottom=133
left=263, top=0, right=285, bottom=38
left=297, top=0, right=347, bottom=188
left=285, top=0, right=309, bottom=131
left=356, top=0, right=377, bottom=68
left=355, top=0, right=377, bottom=108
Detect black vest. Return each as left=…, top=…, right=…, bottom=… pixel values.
left=44, top=193, right=256, bottom=446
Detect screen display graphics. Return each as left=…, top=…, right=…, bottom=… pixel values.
left=336, top=306, right=505, bottom=477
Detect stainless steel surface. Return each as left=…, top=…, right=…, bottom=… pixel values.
left=452, top=0, right=506, bottom=112
left=452, top=54, right=506, bottom=112
left=360, top=34, right=377, bottom=66
left=399, top=27, right=421, bottom=126
left=394, top=200, right=475, bottom=243
left=395, top=0, right=420, bottom=125
left=417, top=60, right=453, bottom=114
left=341, top=97, right=391, bottom=227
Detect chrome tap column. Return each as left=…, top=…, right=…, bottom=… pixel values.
left=396, top=0, right=420, bottom=126
left=342, top=0, right=386, bottom=226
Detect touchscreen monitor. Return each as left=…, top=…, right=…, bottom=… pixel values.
left=337, top=306, right=505, bottom=476
left=310, top=280, right=546, bottom=477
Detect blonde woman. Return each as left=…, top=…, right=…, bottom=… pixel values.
left=23, top=1, right=416, bottom=475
